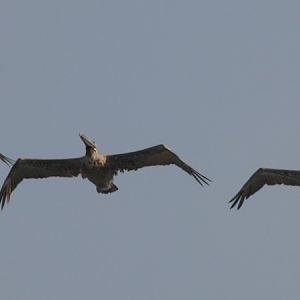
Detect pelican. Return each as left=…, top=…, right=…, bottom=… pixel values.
left=0, top=153, right=14, bottom=166
left=0, top=133, right=211, bottom=209
left=229, top=168, right=300, bottom=209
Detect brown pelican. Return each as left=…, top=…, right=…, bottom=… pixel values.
left=0, top=153, right=14, bottom=166
left=0, top=133, right=211, bottom=209
left=229, top=168, right=300, bottom=209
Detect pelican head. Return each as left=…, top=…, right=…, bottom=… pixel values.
left=79, top=133, right=97, bottom=150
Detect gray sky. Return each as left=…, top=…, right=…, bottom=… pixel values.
left=1, top=0, right=300, bottom=299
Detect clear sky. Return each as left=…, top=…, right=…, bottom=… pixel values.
left=1, top=0, right=300, bottom=299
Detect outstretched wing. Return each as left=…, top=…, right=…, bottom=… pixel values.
left=106, top=144, right=211, bottom=185
left=0, top=153, right=14, bottom=166
left=229, top=168, right=300, bottom=209
left=0, top=157, right=82, bottom=209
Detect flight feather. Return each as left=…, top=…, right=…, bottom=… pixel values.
left=106, top=144, right=211, bottom=185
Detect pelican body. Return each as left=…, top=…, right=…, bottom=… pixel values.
left=0, top=133, right=210, bottom=209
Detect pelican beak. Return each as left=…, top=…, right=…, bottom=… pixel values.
left=79, top=133, right=97, bottom=149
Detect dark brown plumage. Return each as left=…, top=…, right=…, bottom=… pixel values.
left=229, top=168, right=300, bottom=209
left=0, top=133, right=211, bottom=209
left=0, top=153, right=14, bottom=166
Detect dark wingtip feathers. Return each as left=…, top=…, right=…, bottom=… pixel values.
left=229, top=191, right=246, bottom=209
left=192, top=169, right=212, bottom=186
left=0, top=154, right=14, bottom=167
left=0, top=180, right=10, bottom=210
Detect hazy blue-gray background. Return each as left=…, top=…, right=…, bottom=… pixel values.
left=1, top=1, right=300, bottom=299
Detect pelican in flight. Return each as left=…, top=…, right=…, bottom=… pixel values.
left=229, top=168, right=300, bottom=209
left=0, top=153, right=14, bottom=166
left=0, top=133, right=211, bottom=209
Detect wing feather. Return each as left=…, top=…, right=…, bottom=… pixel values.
left=0, top=157, right=82, bottom=209
left=106, top=144, right=211, bottom=185
left=229, top=168, right=300, bottom=209
left=0, top=153, right=14, bottom=166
